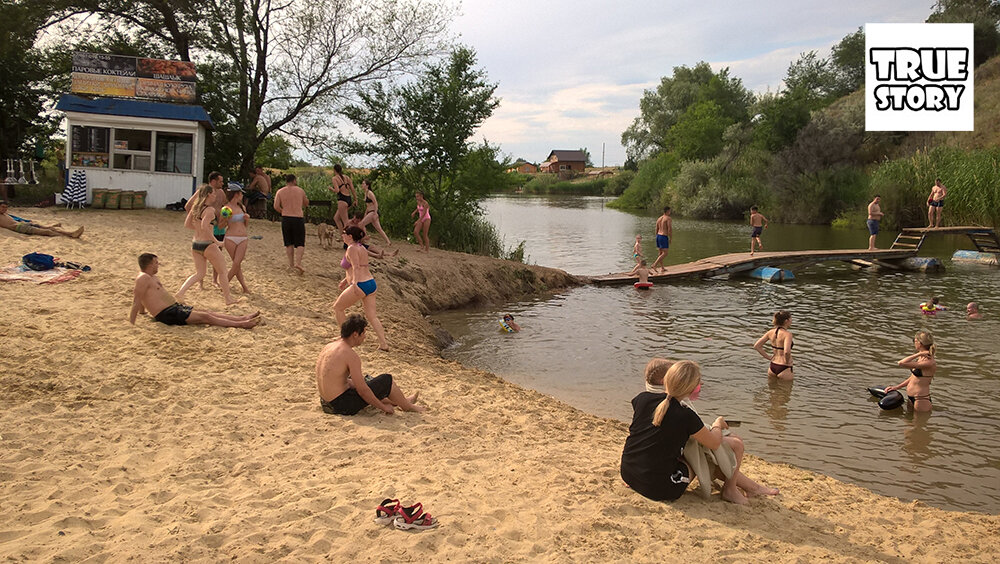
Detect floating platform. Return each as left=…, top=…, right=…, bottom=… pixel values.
left=952, top=250, right=999, bottom=266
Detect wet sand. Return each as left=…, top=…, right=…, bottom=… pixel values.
left=1, top=208, right=997, bottom=561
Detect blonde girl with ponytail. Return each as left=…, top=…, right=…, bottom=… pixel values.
left=621, top=360, right=778, bottom=504
left=885, top=331, right=937, bottom=412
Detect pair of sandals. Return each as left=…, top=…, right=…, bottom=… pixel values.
left=374, top=498, right=439, bottom=530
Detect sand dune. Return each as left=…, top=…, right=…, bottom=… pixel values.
left=1, top=208, right=996, bottom=561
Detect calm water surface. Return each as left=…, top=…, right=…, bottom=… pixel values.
left=433, top=194, right=1000, bottom=513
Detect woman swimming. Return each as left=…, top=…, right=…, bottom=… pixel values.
left=333, top=225, right=389, bottom=350
left=177, top=183, right=238, bottom=305
left=223, top=185, right=251, bottom=294
left=884, top=331, right=937, bottom=412
left=410, top=191, right=431, bottom=253
left=752, top=310, right=794, bottom=380
left=357, top=179, right=391, bottom=245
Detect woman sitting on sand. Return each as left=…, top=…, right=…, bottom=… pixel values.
left=333, top=225, right=389, bottom=351
left=884, top=331, right=937, bottom=412
left=223, top=185, right=251, bottom=294
left=620, top=360, right=778, bottom=504
left=176, top=184, right=237, bottom=305
left=358, top=179, right=391, bottom=246
left=753, top=310, right=794, bottom=380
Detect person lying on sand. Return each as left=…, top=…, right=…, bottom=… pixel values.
left=0, top=201, right=83, bottom=238
left=129, top=253, right=260, bottom=329
left=316, top=314, right=423, bottom=416
left=621, top=360, right=778, bottom=504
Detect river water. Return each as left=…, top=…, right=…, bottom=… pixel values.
left=433, top=194, right=1000, bottom=513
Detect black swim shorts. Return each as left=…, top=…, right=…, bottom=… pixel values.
left=154, top=303, right=193, bottom=326
left=281, top=216, right=306, bottom=247
left=321, top=373, right=393, bottom=415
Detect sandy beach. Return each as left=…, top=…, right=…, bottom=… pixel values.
left=1, top=207, right=997, bottom=562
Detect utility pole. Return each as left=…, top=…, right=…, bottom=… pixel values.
left=602, top=142, right=605, bottom=168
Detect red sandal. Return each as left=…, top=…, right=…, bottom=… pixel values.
left=393, top=502, right=439, bottom=530
left=374, top=498, right=401, bottom=525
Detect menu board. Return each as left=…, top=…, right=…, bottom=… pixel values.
left=71, top=52, right=197, bottom=102
left=71, top=125, right=110, bottom=168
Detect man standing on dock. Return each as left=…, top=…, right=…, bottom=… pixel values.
left=651, top=207, right=672, bottom=273
left=927, top=178, right=947, bottom=228
left=867, top=195, right=883, bottom=251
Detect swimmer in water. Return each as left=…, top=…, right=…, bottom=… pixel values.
left=967, top=302, right=983, bottom=319
left=501, top=314, right=521, bottom=333
left=629, top=259, right=651, bottom=285
left=884, top=331, right=937, bottom=413
left=752, top=311, right=794, bottom=380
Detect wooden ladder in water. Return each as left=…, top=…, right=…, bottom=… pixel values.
left=966, top=229, right=1000, bottom=254
left=890, top=231, right=926, bottom=251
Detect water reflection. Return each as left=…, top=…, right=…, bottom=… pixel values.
left=437, top=195, right=1000, bottom=512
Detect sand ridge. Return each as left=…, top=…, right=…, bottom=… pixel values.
left=0, top=208, right=997, bottom=562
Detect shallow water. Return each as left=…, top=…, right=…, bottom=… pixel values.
left=434, top=194, right=1000, bottom=513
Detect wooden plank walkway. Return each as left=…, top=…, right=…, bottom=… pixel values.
left=590, top=248, right=916, bottom=286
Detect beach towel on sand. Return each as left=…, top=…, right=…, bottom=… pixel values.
left=0, top=264, right=82, bottom=284
left=680, top=399, right=738, bottom=499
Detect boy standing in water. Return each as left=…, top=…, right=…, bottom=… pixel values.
left=749, top=206, right=768, bottom=255
left=632, top=234, right=644, bottom=264
left=651, top=207, right=672, bottom=273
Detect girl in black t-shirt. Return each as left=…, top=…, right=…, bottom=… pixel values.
left=620, top=360, right=779, bottom=503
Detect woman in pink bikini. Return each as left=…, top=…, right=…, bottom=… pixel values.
left=333, top=225, right=389, bottom=350
left=411, top=191, right=431, bottom=252
left=752, top=310, right=794, bottom=380
left=223, top=184, right=251, bottom=294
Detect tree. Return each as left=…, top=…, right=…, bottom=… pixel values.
left=831, top=27, right=865, bottom=94
left=61, top=0, right=453, bottom=178
left=927, top=0, right=1000, bottom=66
left=578, top=147, right=594, bottom=167
left=340, top=46, right=502, bottom=249
left=254, top=134, right=303, bottom=169
left=784, top=51, right=843, bottom=104
left=621, top=62, right=752, bottom=161
left=665, top=101, right=732, bottom=160
left=0, top=2, right=57, bottom=156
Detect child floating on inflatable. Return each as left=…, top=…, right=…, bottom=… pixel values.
left=919, top=296, right=946, bottom=315
left=629, top=259, right=653, bottom=290
left=500, top=314, right=521, bottom=333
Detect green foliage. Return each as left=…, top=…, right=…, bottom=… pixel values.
left=609, top=152, right=682, bottom=210
left=666, top=101, right=732, bottom=160
left=254, top=135, right=306, bottom=170
left=752, top=91, right=813, bottom=152
left=870, top=146, right=1000, bottom=229
left=666, top=147, right=771, bottom=219
left=831, top=27, right=865, bottom=93
left=340, top=47, right=515, bottom=256
left=520, top=177, right=607, bottom=195
left=785, top=51, right=848, bottom=104
left=604, top=171, right=635, bottom=196
left=927, top=0, right=1000, bottom=66
left=621, top=62, right=752, bottom=161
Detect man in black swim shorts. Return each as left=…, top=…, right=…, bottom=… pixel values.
left=315, top=315, right=424, bottom=415
left=130, top=253, right=261, bottom=329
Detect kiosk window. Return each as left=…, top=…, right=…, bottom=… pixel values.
left=71, top=125, right=109, bottom=153
left=113, top=129, right=152, bottom=152
left=155, top=134, right=193, bottom=174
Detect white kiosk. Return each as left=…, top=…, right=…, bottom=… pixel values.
left=56, top=94, right=214, bottom=208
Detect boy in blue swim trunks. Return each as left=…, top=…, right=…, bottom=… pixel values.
left=651, top=207, right=672, bottom=273
left=749, top=206, right=768, bottom=255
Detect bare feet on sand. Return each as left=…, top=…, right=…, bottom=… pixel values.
left=293, top=265, right=305, bottom=275
left=746, top=485, right=780, bottom=497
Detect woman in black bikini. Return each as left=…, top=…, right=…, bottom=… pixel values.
left=177, top=184, right=238, bottom=305
left=885, top=331, right=936, bottom=413
left=357, top=179, right=391, bottom=245
left=330, top=164, right=355, bottom=233
left=753, top=310, right=794, bottom=380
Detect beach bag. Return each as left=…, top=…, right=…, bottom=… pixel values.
left=23, top=252, right=56, bottom=271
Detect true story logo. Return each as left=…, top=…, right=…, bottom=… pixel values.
left=866, top=23, right=974, bottom=131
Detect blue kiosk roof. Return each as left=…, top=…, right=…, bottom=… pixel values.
left=56, top=94, right=214, bottom=130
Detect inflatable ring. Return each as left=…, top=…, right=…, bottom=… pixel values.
left=878, top=390, right=904, bottom=410
left=634, top=282, right=653, bottom=290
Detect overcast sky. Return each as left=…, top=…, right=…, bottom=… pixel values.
left=450, top=0, right=932, bottom=166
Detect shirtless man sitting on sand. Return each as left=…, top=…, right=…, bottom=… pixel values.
left=316, top=314, right=423, bottom=415
left=129, top=253, right=260, bottom=328
left=0, top=201, right=83, bottom=238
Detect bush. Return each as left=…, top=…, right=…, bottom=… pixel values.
left=521, top=175, right=606, bottom=195
left=610, top=152, right=681, bottom=210
left=604, top=170, right=635, bottom=196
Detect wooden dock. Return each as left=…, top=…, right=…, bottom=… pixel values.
left=590, top=248, right=916, bottom=286
left=590, top=225, right=997, bottom=286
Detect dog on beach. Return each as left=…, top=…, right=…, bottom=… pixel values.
left=317, top=222, right=337, bottom=249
